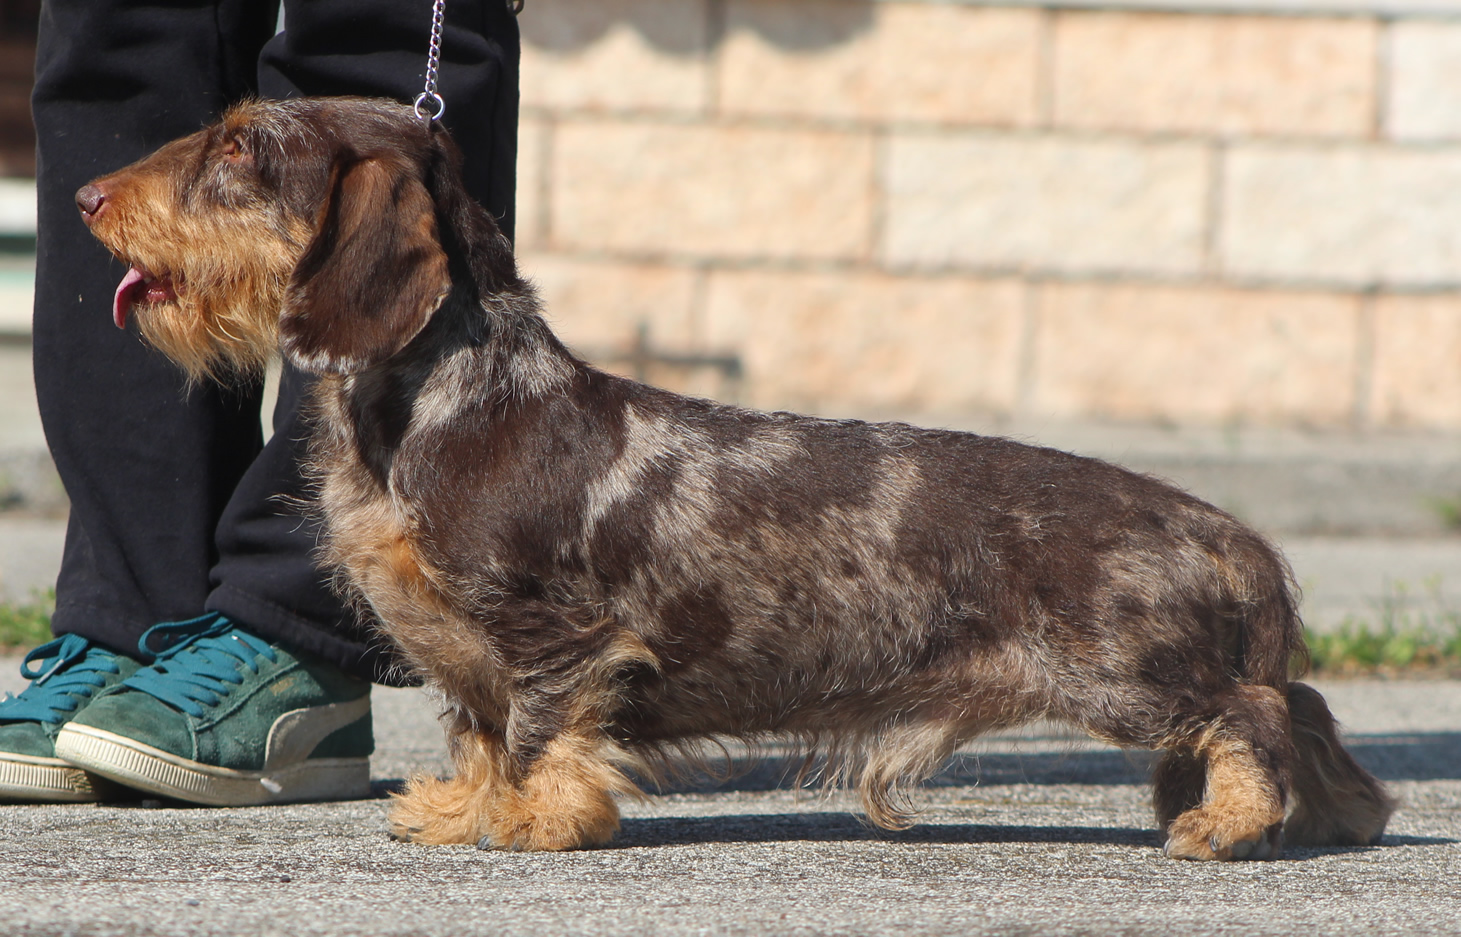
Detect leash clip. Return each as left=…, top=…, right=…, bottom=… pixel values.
left=414, top=92, right=445, bottom=124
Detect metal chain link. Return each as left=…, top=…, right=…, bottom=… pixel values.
left=415, top=0, right=524, bottom=125
left=414, top=0, right=447, bottom=124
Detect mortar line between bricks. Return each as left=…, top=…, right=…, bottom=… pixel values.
left=705, top=0, right=726, bottom=120
left=521, top=108, right=1461, bottom=151
left=536, top=118, right=555, bottom=250
left=687, top=262, right=713, bottom=358
left=1203, top=140, right=1228, bottom=279
left=869, top=128, right=889, bottom=268
left=1016, top=280, right=1043, bottom=418
left=1373, top=18, right=1393, bottom=142
left=517, top=248, right=1461, bottom=295
left=1352, top=291, right=1378, bottom=429
left=1035, top=8, right=1057, bottom=130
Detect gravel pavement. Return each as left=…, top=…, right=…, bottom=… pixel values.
left=3, top=668, right=1459, bottom=936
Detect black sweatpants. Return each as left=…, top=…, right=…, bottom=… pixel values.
left=31, top=0, right=519, bottom=681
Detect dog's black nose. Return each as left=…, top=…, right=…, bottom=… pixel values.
left=76, top=183, right=107, bottom=223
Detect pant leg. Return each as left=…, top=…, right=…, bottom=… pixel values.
left=257, top=0, right=521, bottom=230
left=204, top=0, right=521, bottom=681
left=32, top=0, right=280, bottom=656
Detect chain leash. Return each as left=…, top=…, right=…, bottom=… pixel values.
left=416, top=1, right=524, bottom=126
left=414, top=0, right=523, bottom=124
left=414, top=0, right=447, bottom=124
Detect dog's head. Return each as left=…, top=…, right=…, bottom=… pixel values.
left=77, top=97, right=506, bottom=381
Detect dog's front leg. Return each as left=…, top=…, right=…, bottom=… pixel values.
left=389, top=694, right=631, bottom=851
left=478, top=715, right=627, bottom=852
left=388, top=715, right=516, bottom=846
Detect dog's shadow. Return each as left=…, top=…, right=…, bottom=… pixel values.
left=612, top=811, right=1157, bottom=850
left=632, top=734, right=1461, bottom=854
left=369, top=733, right=1460, bottom=853
left=1344, top=732, right=1461, bottom=781
left=373, top=728, right=1461, bottom=795
left=606, top=730, right=1461, bottom=797
left=608, top=814, right=1447, bottom=854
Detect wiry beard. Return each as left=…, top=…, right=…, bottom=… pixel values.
left=111, top=213, right=311, bottom=385
left=132, top=265, right=288, bottom=384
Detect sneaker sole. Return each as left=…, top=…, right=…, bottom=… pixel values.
left=0, top=751, right=130, bottom=803
left=53, top=724, right=370, bottom=807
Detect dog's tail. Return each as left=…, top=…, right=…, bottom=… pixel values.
left=1237, top=541, right=1394, bottom=845
left=1233, top=536, right=1393, bottom=846
left=1282, top=681, right=1394, bottom=845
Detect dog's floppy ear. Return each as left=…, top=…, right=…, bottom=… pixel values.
left=279, top=152, right=451, bottom=374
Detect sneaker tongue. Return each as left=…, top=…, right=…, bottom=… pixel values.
left=113, top=266, right=147, bottom=329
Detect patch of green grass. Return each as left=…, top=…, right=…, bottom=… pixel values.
left=0, top=589, right=55, bottom=652
left=1305, top=576, right=1461, bottom=676
left=1426, top=495, right=1461, bottom=532
left=1306, top=621, right=1461, bottom=674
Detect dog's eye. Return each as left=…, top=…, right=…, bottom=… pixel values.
left=219, top=137, right=250, bottom=164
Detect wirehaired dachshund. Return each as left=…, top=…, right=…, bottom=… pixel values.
left=76, top=97, right=1392, bottom=857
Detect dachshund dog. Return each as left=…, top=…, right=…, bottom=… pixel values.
left=76, top=97, right=1392, bottom=858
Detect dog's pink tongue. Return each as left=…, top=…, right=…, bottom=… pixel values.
left=113, top=267, right=146, bottom=328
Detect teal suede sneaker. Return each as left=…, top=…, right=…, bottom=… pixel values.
left=54, top=613, right=373, bottom=806
left=0, top=635, right=143, bottom=802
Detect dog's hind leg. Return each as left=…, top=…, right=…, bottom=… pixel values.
left=1151, top=748, right=1205, bottom=835
left=1156, top=684, right=1294, bottom=861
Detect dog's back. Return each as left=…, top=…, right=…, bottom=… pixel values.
left=398, top=369, right=1285, bottom=733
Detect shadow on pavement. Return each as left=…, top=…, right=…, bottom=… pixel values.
left=657, top=731, right=1461, bottom=791
left=647, top=750, right=1157, bottom=793
left=371, top=731, right=1461, bottom=800
left=1347, top=732, right=1461, bottom=781
left=612, top=814, right=1441, bottom=856
left=612, top=812, right=1158, bottom=849
left=1380, top=834, right=1459, bottom=847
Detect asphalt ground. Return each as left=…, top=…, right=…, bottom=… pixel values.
left=2, top=668, right=1460, bottom=936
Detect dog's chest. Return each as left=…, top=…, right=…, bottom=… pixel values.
left=310, top=393, right=510, bottom=695
left=323, top=472, right=442, bottom=620
left=325, top=474, right=508, bottom=708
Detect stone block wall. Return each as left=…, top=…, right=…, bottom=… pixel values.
left=514, top=0, right=1461, bottom=430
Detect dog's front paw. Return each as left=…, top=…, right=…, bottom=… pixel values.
left=1163, top=807, right=1283, bottom=861
left=473, top=794, right=621, bottom=852
left=386, top=775, right=490, bottom=845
